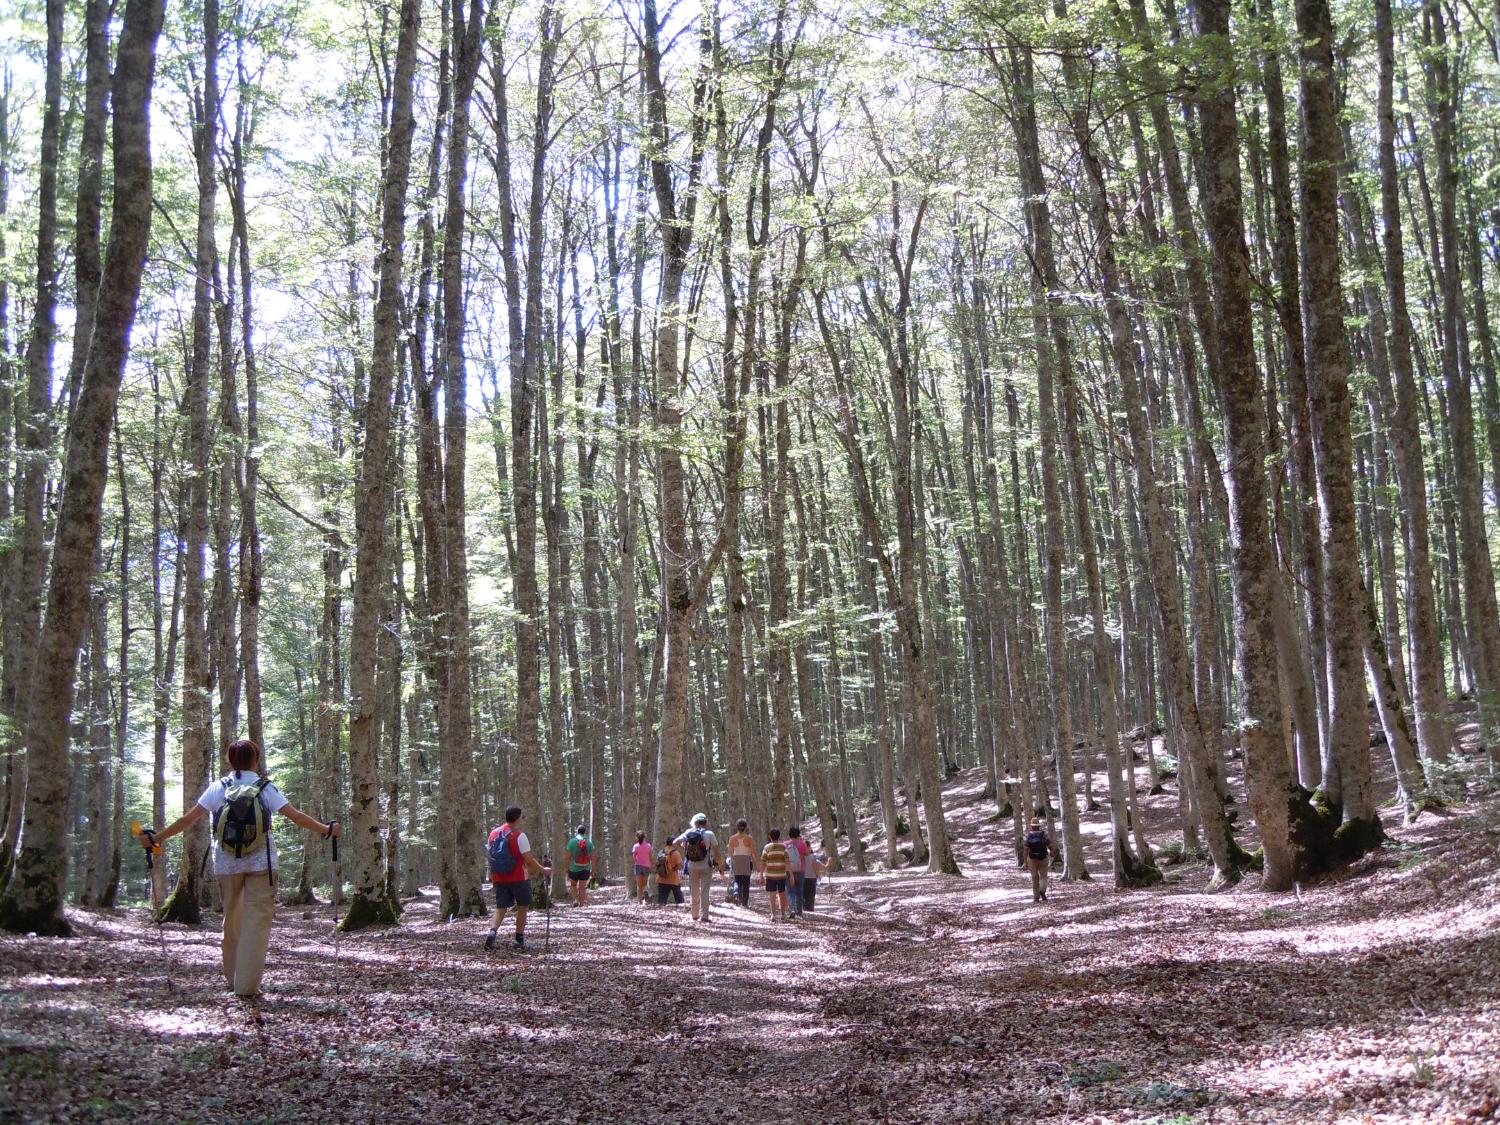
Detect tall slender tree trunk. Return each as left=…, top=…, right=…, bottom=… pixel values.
left=643, top=0, right=713, bottom=846
left=0, top=0, right=63, bottom=892
left=1007, top=44, right=1086, bottom=880
left=1374, top=0, right=1449, bottom=770
left=0, top=0, right=164, bottom=933
left=1426, top=0, right=1500, bottom=769
left=1297, top=0, right=1382, bottom=847
left=1194, top=0, right=1305, bottom=890
left=342, top=0, right=420, bottom=931
left=161, top=0, right=222, bottom=924
left=436, top=0, right=489, bottom=918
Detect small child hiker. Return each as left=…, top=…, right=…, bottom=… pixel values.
left=761, top=828, right=790, bottom=923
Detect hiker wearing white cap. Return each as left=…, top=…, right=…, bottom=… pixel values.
left=672, top=813, right=726, bottom=923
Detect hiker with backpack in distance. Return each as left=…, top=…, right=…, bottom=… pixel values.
left=630, top=831, right=654, bottom=905
left=785, top=825, right=811, bottom=917
left=486, top=805, right=552, bottom=951
left=656, top=839, right=685, bottom=905
left=802, top=843, right=830, bottom=913
left=138, top=738, right=337, bottom=1000
left=760, top=829, right=790, bottom=923
left=1023, top=817, right=1057, bottom=903
left=565, top=825, right=595, bottom=907
left=726, top=819, right=756, bottom=907
left=672, top=813, right=726, bottom=923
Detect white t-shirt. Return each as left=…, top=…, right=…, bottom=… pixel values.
left=196, top=771, right=290, bottom=876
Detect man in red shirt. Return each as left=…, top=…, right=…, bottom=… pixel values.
left=486, top=805, right=551, bottom=951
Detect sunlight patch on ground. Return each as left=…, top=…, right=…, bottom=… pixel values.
left=139, top=1009, right=229, bottom=1036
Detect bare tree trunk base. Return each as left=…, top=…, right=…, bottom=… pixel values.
left=1114, top=837, right=1163, bottom=889
left=157, top=882, right=202, bottom=926
left=338, top=889, right=400, bottom=932
left=0, top=853, right=72, bottom=935
left=928, top=843, right=961, bottom=876
left=460, top=885, right=487, bottom=918
left=1281, top=788, right=1386, bottom=882
left=1331, top=816, right=1386, bottom=862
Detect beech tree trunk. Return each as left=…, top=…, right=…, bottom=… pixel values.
left=1297, top=0, right=1382, bottom=847
left=1194, top=0, right=1304, bottom=891
left=436, top=0, right=488, bottom=920
left=0, top=0, right=63, bottom=893
left=0, top=0, right=164, bottom=934
left=643, top=0, right=713, bottom=846
left=161, top=0, right=221, bottom=924
left=342, top=0, right=420, bottom=932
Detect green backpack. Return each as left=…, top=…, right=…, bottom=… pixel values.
left=213, top=775, right=274, bottom=866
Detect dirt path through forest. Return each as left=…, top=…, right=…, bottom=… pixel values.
left=4, top=780, right=1500, bottom=1123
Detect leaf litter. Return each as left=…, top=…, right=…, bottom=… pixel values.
left=3, top=764, right=1498, bottom=1123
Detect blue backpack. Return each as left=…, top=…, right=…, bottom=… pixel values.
left=489, top=827, right=521, bottom=878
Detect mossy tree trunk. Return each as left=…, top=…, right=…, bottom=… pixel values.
left=0, top=0, right=164, bottom=935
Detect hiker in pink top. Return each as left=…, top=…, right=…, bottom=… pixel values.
left=631, top=831, right=654, bottom=904
left=786, top=825, right=812, bottom=917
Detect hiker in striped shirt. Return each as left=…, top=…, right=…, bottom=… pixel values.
left=761, top=828, right=791, bottom=923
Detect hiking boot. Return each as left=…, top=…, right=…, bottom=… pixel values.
left=514, top=932, right=528, bottom=951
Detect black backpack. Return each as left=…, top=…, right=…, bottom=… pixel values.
left=213, top=775, right=274, bottom=868
left=1025, top=830, right=1050, bottom=860
left=683, top=829, right=709, bottom=863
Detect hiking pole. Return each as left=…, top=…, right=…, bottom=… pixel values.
left=131, top=822, right=170, bottom=984
left=541, top=853, right=552, bottom=955
left=329, top=820, right=342, bottom=996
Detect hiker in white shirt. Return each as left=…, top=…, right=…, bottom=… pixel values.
left=139, top=738, right=337, bottom=999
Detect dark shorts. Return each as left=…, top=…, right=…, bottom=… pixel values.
left=492, top=880, right=532, bottom=910
left=633, top=864, right=651, bottom=878
left=569, top=870, right=590, bottom=884
left=765, top=878, right=787, bottom=894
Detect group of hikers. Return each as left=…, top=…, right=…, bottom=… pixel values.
left=499, top=809, right=833, bottom=934
left=621, top=815, right=830, bottom=923
left=139, top=735, right=1060, bottom=999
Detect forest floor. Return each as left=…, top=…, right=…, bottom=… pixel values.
left=3, top=742, right=1500, bottom=1124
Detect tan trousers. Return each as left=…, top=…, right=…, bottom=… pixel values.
left=1027, top=856, right=1049, bottom=902
left=688, top=863, right=713, bottom=921
left=220, top=871, right=276, bottom=996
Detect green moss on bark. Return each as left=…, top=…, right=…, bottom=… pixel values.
left=1332, top=816, right=1386, bottom=862
left=1226, top=832, right=1257, bottom=870
left=1116, top=837, right=1163, bottom=888
left=0, top=846, right=72, bottom=935
left=157, top=881, right=202, bottom=925
left=338, top=889, right=401, bottom=931
left=1284, top=786, right=1385, bottom=878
